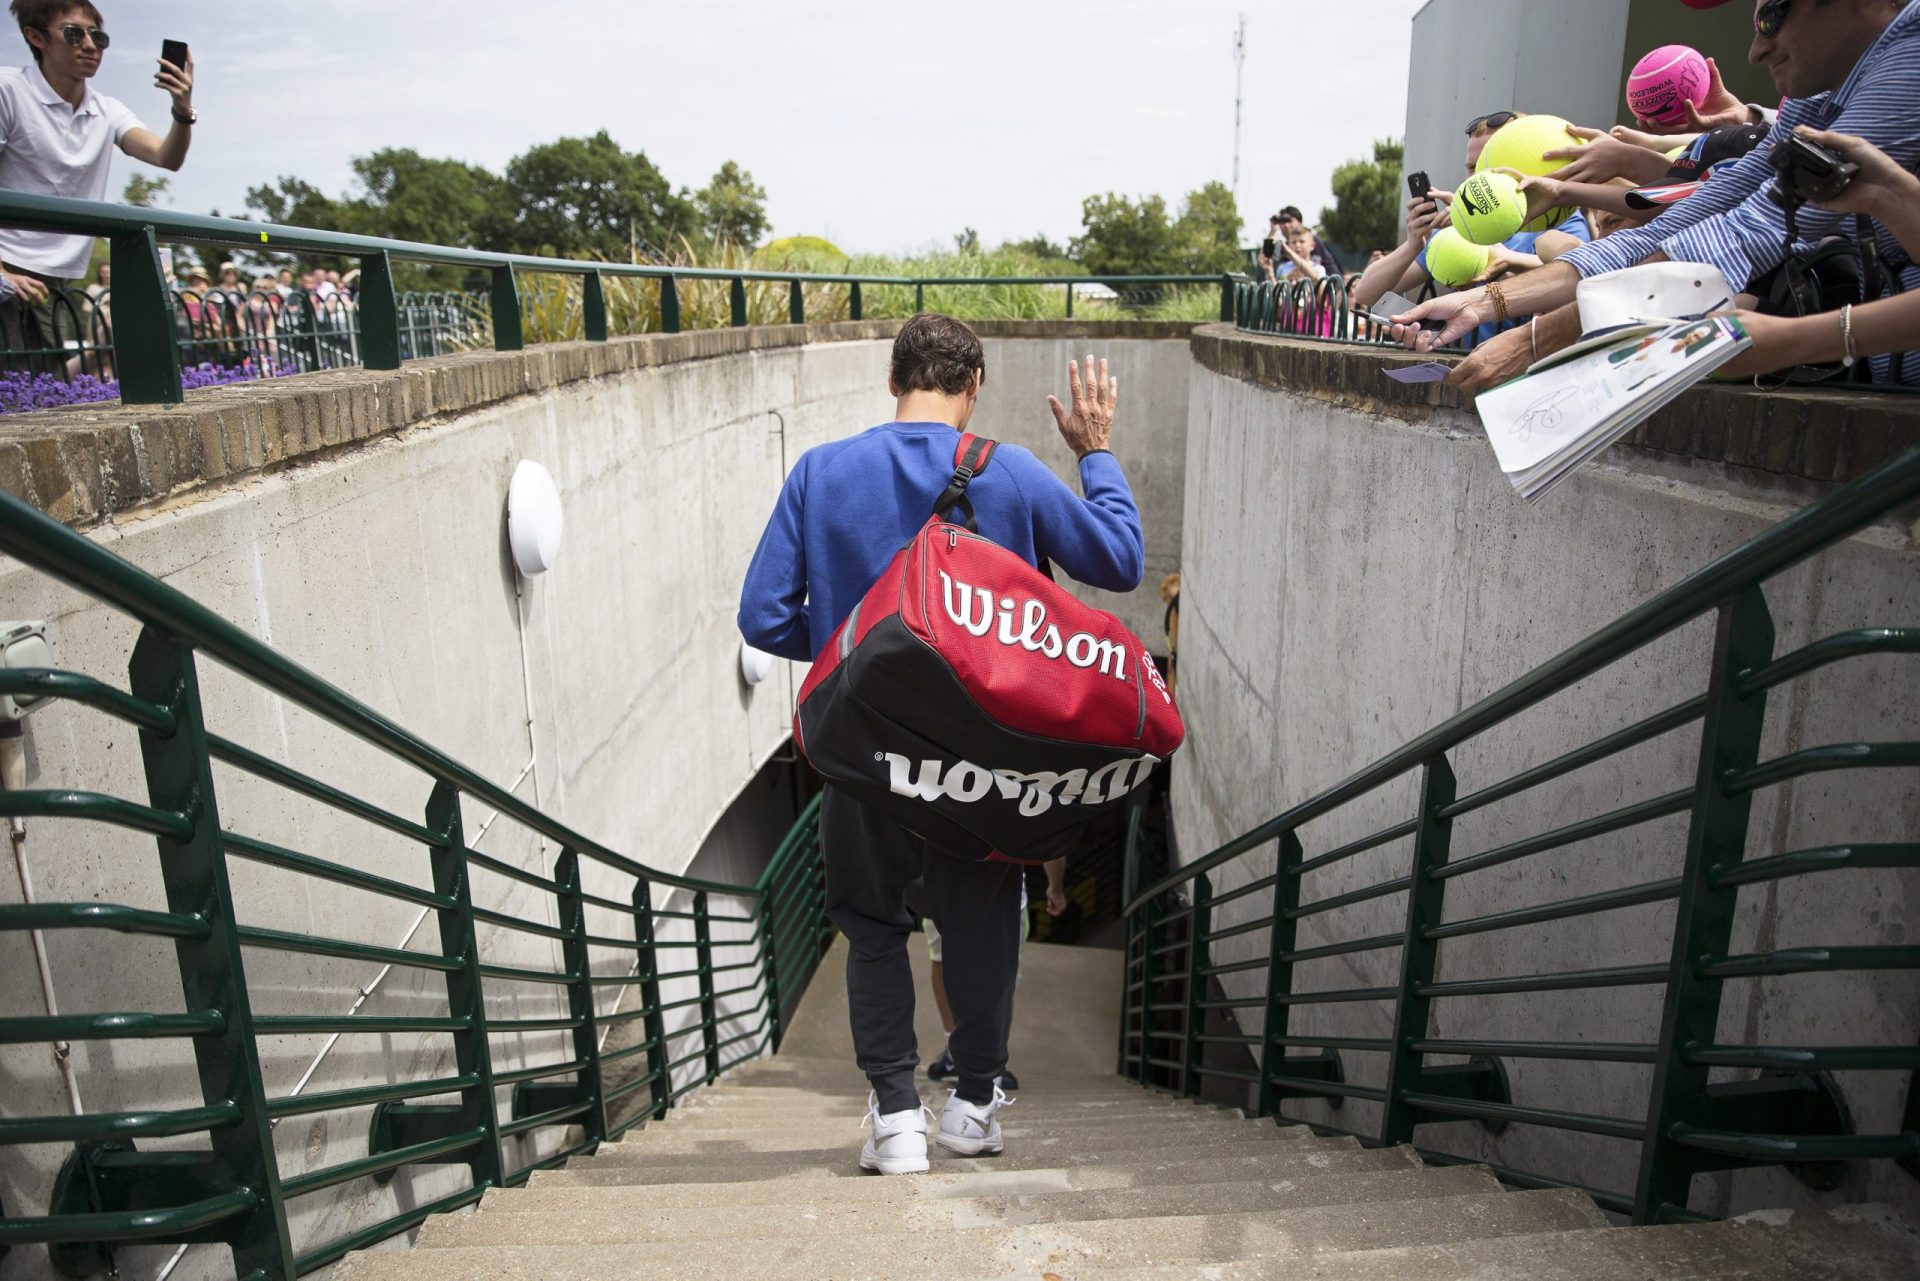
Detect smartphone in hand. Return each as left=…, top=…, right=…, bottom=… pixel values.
left=1407, top=171, right=1432, bottom=203
left=1366, top=290, right=1446, bottom=333
left=161, top=38, right=188, bottom=70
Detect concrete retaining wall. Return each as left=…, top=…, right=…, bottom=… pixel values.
left=0, top=320, right=1191, bottom=1279
left=1172, top=325, right=1920, bottom=1221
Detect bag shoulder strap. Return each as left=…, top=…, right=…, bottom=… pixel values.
left=931, top=432, right=998, bottom=531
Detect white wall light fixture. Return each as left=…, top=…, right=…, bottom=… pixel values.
left=740, top=641, right=775, bottom=686
left=506, top=460, right=564, bottom=576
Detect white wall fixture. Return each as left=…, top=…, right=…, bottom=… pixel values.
left=1, top=621, right=52, bottom=720
left=506, top=460, right=564, bottom=576
left=740, top=641, right=775, bottom=686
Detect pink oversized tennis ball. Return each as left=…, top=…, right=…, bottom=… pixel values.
left=1628, top=45, right=1710, bottom=126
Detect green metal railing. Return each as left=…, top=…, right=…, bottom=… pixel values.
left=0, top=192, right=1235, bottom=408
left=0, top=485, right=829, bottom=1278
left=1120, top=445, right=1920, bottom=1223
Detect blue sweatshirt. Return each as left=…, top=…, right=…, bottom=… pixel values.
left=738, top=421, right=1146, bottom=662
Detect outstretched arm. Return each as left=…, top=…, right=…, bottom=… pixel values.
left=1034, top=355, right=1144, bottom=590
left=119, top=54, right=195, bottom=171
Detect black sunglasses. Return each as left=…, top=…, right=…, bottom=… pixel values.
left=57, top=23, right=109, bottom=51
left=1464, top=110, right=1518, bottom=137
left=1755, top=0, right=1793, bottom=38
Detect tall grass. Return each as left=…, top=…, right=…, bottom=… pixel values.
left=514, top=242, right=1223, bottom=344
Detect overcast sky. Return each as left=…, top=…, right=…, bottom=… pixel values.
left=79, top=0, right=1425, bottom=255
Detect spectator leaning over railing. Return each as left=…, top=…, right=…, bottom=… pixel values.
left=0, top=0, right=196, bottom=374
left=1392, top=0, right=1920, bottom=392
left=1721, top=128, right=1920, bottom=375
left=1354, top=110, right=1592, bottom=345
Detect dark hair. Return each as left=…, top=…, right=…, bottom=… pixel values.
left=890, top=313, right=984, bottom=397
left=1278, top=206, right=1304, bottom=223
left=11, top=0, right=104, bottom=63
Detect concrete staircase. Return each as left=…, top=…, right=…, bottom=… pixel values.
left=334, top=940, right=1920, bottom=1280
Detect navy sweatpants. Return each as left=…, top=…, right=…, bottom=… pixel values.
left=820, top=786, right=1025, bottom=1114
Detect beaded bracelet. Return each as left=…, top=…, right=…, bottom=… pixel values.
left=1486, top=282, right=1510, bottom=325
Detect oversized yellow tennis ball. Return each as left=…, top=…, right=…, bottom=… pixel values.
left=1476, top=114, right=1583, bottom=178
left=1424, top=227, right=1491, bottom=288
left=1476, top=114, right=1587, bottom=231
left=1453, top=172, right=1527, bottom=246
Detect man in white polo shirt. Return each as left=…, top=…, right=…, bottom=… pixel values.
left=0, top=1, right=197, bottom=370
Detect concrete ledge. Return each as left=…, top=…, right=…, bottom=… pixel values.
left=1191, top=322, right=1920, bottom=490
left=0, top=318, right=1202, bottom=528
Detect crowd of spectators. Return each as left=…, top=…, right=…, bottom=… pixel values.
left=1368, top=0, right=1919, bottom=390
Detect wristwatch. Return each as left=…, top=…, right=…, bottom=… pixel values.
left=172, top=105, right=197, bottom=126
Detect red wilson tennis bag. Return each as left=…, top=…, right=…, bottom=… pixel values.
left=794, top=433, right=1184, bottom=863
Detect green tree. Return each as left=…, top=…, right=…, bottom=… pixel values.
left=1319, top=138, right=1403, bottom=258
left=1071, top=193, right=1175, bottom=277
left=349, top=148, right=512, bottom=249
left=694, top=160, right=769, bottom=248
left=502, top=131, right=697, bottom=261
left=243, top=175, right=350, bottom=231
left=122, top=174, right=169, bottom=207
left=1001, top=232, right=1071, bottom=264
left=1171, top=180, right=1242, bottom=274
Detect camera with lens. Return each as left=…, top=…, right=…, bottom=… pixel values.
left=1768, top=134, right=1859, bottom=208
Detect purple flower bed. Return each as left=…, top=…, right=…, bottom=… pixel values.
left=0, top=361, right=298, bottom=414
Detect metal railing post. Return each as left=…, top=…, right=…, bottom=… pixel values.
left=1634, top=586, right=1775, bottom=1223
left=554, top=848, right=609, bottom=1147
left=1256, top=833, right=1305, bottom=1118
left=1379, top=756, right=1458, bottom=1145
left=788, top=280, right=804, bottom=325
left=583, top=270, right=608, bottom=343
left=490, top=265, right=523, bottom=352
left=659, top=276, right=681, bottom=334
left=630, top=877, right=672, bottom=1120
left=358, top=250, right=402, bottom=371
left=1066, top=281, right=1074, bottom=319
left=108, top=226, right=183, bottom=404
left=128, top=628, right=292, bottom=1278
left=914, top=282, right=925, bottom=312
left=423, top=782, right=507, bottom=1190
left=849, top=280, right=863, bottom=321
left=693, top=890, right=722, bottom=1082
left=1181, top=872, right=1212, bottom=1099
left=1219, top=273, right=1235, bottom=322
left=1117, top=804, right=1143, bottom=1075
left=1136, top=891, right=1161, bottom=1088
left=729, top=278, right=747, bottom=328
left=760, top=889, right=784, bottom=1053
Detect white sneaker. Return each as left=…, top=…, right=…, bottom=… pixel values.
left=858, top=1091, right=931, bottom=1175
left=936, top=1084, right=1013, bottom=1156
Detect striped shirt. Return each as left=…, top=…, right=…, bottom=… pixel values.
left=1563, top=3, right=1920, bottom=383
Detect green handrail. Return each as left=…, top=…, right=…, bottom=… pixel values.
left=0, top=462, right=834, bottom=1274
left=0, top=190, right=1235, bottom=405
left=1119, top=443, right=1920, bottom=1224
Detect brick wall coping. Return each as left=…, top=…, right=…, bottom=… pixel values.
left=1191, top=322, right=1920, bottom=490
left=0, top=319, right=1204, bottom=528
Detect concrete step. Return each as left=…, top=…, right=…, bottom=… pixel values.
left=1068, top=1205, right=1920, bottom=1281
left=585, top=1126, right=1337, bottom=1169
left=340, top=1190, right=1605, bottom=1280
left=715, top=1064, right=1142, bottom=1091
left=606, top=1114, right=1301, bottom=1155
left=521, top=1137, right=1404, bottom=1195
left=677, top=1081, right=1180, bottom=1107
left=423, top=1166, right=1502, bottom=1247
left=648, top=1104, right=1243, bottom=1133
